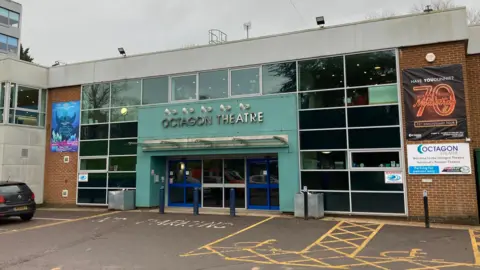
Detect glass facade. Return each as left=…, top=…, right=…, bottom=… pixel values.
left=79, top=82, right=138, bottom=205
left=78, top=49, right=404, bottom=214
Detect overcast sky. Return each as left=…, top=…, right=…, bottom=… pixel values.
left=17, top=0, right=480, bottom=66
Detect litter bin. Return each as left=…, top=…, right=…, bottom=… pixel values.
left=294, top=192, right=324, bottom=219
left=108, top=189, right=136, bottom=210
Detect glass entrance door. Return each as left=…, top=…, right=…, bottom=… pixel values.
left=168, top=160, right=201, bottom=206
left=247, top=159, right=279, bottom=210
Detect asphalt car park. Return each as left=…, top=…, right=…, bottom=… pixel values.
left=0, top=210, right=479, bottom=269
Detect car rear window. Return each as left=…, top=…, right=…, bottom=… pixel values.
left=0, top=184, right=29, bottom=194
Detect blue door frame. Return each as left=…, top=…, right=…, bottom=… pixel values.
left=247, top=158, right=279, bottom=210
left=168, top=160, right=201, bottom=207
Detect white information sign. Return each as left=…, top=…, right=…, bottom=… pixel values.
left=384, top=171, right=403, bottom=184
left=78, top=173, right=89, bottom=182
left=407, top=143, right=472, bottom=175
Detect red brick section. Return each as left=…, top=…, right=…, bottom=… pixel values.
left=43, top=86, right=81, bottom=205
left=399, top=41, right=479, bottom=223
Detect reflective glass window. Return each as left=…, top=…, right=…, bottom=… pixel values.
left=40, top=89, right=47, bottom=113
left=299, top=90, right=345, bottom=109
left=301, top=171, right=349, bottom=190
left=345, top=50, right=397, bottom=87
left=351, top=193, right=404, bottom=213
left=80, top=158, right=107, bottom=171
left=80, top=140, right=108, bottom=156
left=346, top=85, right=398, bottom=106
left=350, top=171, right=403, bottom=191
left=203, top=187, right=223, bottom=207
left=108, top=173, right=136, bottom=188
left=110, top=122, right=138, bottom=138
left=78, top=173, right=107, bottom=188
left=351, top=152, right=400, bottom=168
left=203, top=159, right=223, bottom=184
left=172, top=75, right=197, bottom=101
left=81, top=83, right=110, bottom=110
left=0, top=34, right=6, bottom=51
left=224, top=188, right=245, bottom=208
left=142, top=77, right=168, bottom=105
left=11, top=110, right=38, bottom=126
left=301, top=151, right=347, bottom=170
left=300, top=130, right=347, bottom=150
left=262, top=62, right=297, bottom=94
left=111, top=80, right=141, bottom=107
left=322, top=192, right=350, bottom=212
left=8, top=11, right=19, bottom=27
left=0, top=8, right=8, bottom=25
left=81, top=109, right=109, bottom=124
left=199, top=70, right=228, bottom=100
left=7, top=37, right=17, bottom=53
left=77, top=189, right=106, bottom=204
left=109, top=156, right=136, bottom=172
left=110, top=106, right=138, bottom=122
left=349, top=127, right=401, bottom=149
left=231, top=68, right=260, bottom=96
left=299, top=56, right=344, bottom=91
left=109, top=139, right=137, bottom=155
left=224, top=159, right=245, bottom=184
left=347, top=105, right=399, bottom=127
left=299, top=109, right=346, bottom=129
left=17, top=86, right=39, bottom=110
left=80, top=124, right=108, bottom=140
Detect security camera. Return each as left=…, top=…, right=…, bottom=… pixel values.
left=316, top=16, right=325, bottom=27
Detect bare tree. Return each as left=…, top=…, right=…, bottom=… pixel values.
left=411, top=0, right=480, bottom=25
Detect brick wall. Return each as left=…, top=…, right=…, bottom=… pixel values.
left=399, top=41, right=479, bottom=223
left=43, top=86, right=81, bottom=205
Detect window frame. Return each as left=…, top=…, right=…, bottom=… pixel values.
left=79, top=156, right=108, bottom=173
left=0, top=7, right=20, bottom=28
left=170, top=73, right=199, bottom=103
left=348, top=149, right=403, bottom=171
left=9, top=83, right=45, bottom=127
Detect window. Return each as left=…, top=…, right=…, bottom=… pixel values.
left=350, top=171, right=403, bottom=191
left=300, top=130, right=347, bottom=150
left=109, top=156, right=136, bottom=172
left=110, top=122, right=138, bottom=138
left=299, top=56, right=344, bottom=91
left=8, top=85, right=44, bottom=127
left=111, top=80, right=141, bottom=107
left=142, top=77, right=168, bottom=105
left=345, top=50, right=397, bottom=87
left=109, top=139, right=137, bottom=155
left=0, top=83, right=5, bottom=123
left=301, top=171, right=349, bottom=190
left=7, top=36, right=17, bottom=53
left=82, top=83, right=110, bottom=110
left=78, top=173, right=107, bottom=188
left=171, top=75, right=197, bottom=101
left=199, top=70, right=228, bottom=100
left=108, top=173, right=136, bottom=188
left=81, top=109, right=109, bottom=124
left=110, top=106, right=138, bottom=122
left=80, top=141, right=108, bottom=156
left=301, top=151, right=347, bottom=170
left=322, top=192, right=350, bottom=212
left=0, top=34, right=6, bottom=51
left=224, top=159, right=245, bottom=184
left=351, top=152, right=400, bottom=168
left=80, top=158, right=107, bottom=171
left=346, top=85, right=398, bottom=106
left=80, top=124, right=108, bottom=140
left=0, top=8, right=19, bottom=27
left=299, top=90, right=345, bottom=109
left=348, top=127, right=401, bottom=149
left=203, top=159, right=223, bottom=184
left=231, top=68, right=260, bottom=96
left=262, top=62, right=296, bottom=94
left=77, top=189, right=107, bottom=204
left=299, top=109, right=346, bottom=129
left=351, top=193, right=404, bottom=213
left=347, top=105, right=399, bottom=127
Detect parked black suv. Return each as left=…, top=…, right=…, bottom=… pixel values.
left=0, top=181, right=36, bottom=221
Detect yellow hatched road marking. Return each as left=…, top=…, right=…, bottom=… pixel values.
left=469, top=229, right=480, bottom=265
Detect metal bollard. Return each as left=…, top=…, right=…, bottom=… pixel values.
left=159, top=185, right=165, bottom=214
left=193, top=187, right=200, bottom=216
left=230, top=188, right=236, bottom=217
left=303, top=186, right=308, bottom=220
left=423, top=190, right=429, bottom=228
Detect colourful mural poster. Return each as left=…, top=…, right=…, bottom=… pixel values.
left=50, top=101, right=80, bottom=152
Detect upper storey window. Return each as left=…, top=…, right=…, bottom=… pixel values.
left=0, top=8, right=19, bottom=27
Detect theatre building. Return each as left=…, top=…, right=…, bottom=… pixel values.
left=0, top=8, right=479, bottom=222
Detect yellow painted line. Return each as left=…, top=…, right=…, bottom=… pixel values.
left=301, top=221, right=344, bottom=252
left=181, top=216, right=274, bottom=257
left=469, top=229, right=480, bottom=265
left=0, top=211, right=119, bottom=235
left=350, top=224, right=384, bottom=257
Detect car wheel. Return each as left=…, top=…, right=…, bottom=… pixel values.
left=20, top=214, right=34, bottom=221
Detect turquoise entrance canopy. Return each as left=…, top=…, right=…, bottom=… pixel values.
left=136, top=135, right=289, bottom=152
